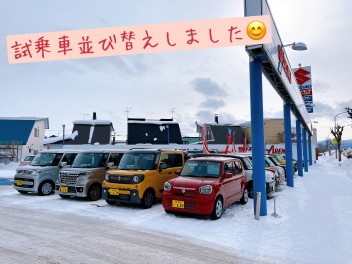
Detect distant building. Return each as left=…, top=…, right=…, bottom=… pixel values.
left=241, top=118, right=297, bottom=144
left=0, top=117, right=49, bottom=160
left=44, top=116, right=114, bottom=148
left=127, top=118, right=183, bottom=145
left=196, top=123, right=247, bottom=144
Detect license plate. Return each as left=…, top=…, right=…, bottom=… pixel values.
left=16, top=180, right=23, bottom=186
left=60, top=186, right=68, bottom=193
left=108, top=189, right=120, bottom=196
left=172, top=200, right=184, bottom=208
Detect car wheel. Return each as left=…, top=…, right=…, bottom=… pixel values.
left=106, top=200, right=117, bottom=205
left=210, top=197, right=223, bottom=220
left=142, top=189, right=154, bottom=209
left=38, top=181, right=54, bottom=196
left=164, top=210, right=172, bottom=214
left=248, top=182, right=254, bottom=198
left=87, top=184, right=102, bottom=201
left=17, top=190, right=28, bottom=194
left=240, top=188, right=249, bottom=204
left=59, top=194, right=71, bottom=199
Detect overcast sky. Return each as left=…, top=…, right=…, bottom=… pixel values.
left=1, top=0, right=352, bottom=141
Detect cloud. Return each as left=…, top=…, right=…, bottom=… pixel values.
left=196, top=110, right=243, bottom=125
left=314, top=79, right=330, bottom=93
left=190, top=78, right=228, bottom=97
left=200, top=98, right=226, bottom=109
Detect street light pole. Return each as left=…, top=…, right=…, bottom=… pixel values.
left=62, top=124, right=65, bottom=149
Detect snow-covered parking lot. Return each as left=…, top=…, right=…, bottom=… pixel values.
left=1, top=155, right=351, bottom=263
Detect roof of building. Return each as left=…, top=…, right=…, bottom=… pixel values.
left=127, top=121, right=183, bottom=145
left=240, top=118, right=284, bottom=128
left=0, top=117, right=49, bottom=129
left=0, top=119, right=35, bottom=145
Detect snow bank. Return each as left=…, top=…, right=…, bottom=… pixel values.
left=1, top=157, right=352, bottom=263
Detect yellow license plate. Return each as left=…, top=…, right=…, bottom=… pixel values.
left=172, top=200, right=184, bottom=208
left=16, top=180, right=23, bottom=186
left=60, top=186, right=68, bottom=193
left=108, top=189, right=120, bottom=195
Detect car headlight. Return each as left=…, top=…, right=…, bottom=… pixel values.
left=164, top=182, right=171, bottom=191
left=29, top=169, right=42, bottom=176
left=265, top=171, right=275, bottom=182
left=105, top=173, right=110, bottom=181
left=132, top=174, right=144, bottom=183
left=199, top=185, right=213, bottom=194
left=80, top=171, right=94, bottom=177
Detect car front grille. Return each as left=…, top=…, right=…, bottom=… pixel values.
left=108, top=193, right=130, bottom=201
left=108, top=175, right=133, bottom=184
left=60, top=172, right=80, bottom=185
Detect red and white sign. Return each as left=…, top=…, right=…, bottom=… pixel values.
left=293, top=66, right=313, bottom=113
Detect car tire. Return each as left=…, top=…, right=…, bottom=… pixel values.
left=240, top=188, right=249, bottom=204
left=164, top=210, right=172, bottom=214
left=210, top=197, right=223, bottom=220
left=87, top=184, right=102, bottom=201
left=59, top=194, right=71, bottom=199
left=141, top=189, right=154, bottom=209
left=248, top=182, right=254, bottom=198
left=17, top=190, right=28, bottom=194
left=38, top=181, right=54, bottom=196
left=106, top=200, right=117, bottom=205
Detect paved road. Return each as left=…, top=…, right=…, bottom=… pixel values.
left=0, top=204, right=260, bottom=264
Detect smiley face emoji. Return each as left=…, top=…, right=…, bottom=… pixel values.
left=247, top=21, right=266, bottom=40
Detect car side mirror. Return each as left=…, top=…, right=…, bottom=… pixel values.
left=59, top=161, right=67, bottom=168
left=159, top=162, right=167, bottom=172
left=175, top=169, right=181, bottom=175
left=106, top=162, right=114, bottom=169
left=224, top=172, right=232, bottom=178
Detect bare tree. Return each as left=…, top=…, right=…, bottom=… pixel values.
left=330, top=124, right=344, bottom=162
left=346, top=107, right=352, bottom=120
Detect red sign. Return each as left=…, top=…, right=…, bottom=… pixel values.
left=277, top=45, right=291, bottom=83
left=294, top=67, right=310, bottom=85
left=300, top=89, right=312, bottom=96
left=267, top=145, right=285, bottom=154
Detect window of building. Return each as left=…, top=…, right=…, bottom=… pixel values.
left=34, top=128, right=39, bottom=137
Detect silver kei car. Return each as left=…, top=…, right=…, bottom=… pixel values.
left=14, top=149, right=79, bottom=195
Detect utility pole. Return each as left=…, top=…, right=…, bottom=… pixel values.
left=170, top=108, right=176, bottom=119
left=124, top=107, right=132, bottom=119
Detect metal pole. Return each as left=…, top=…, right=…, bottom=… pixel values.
left=302, top=128, right=308, bottom=172
left=62, top=124, right=65, bottom=149
left=296, top=120, right=303, bottom=176
left=250, top=58, right=267, bottom=216
left=284, top=102, right=294, bottom=187
left=308, top=134, right=312, bottom=166
left=255, top=192, right=261, bottom=220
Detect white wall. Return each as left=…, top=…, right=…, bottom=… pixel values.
left=22, top=120, right=48, bottom=160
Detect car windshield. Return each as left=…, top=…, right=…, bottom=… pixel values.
left=268, top=156, right=280, bottom=166
left=71, top=153, right=109, bottom=168
left=265, top=157, right=276, bottom=167
left=24, top=155, right=35, bottom=161
left=118, top=153, right=158, bottom=170
left=30, top=153, right=63, bottom=166
left=240, top=157, right=253, bottom=170
left=180, top=161, right=221, bottom=178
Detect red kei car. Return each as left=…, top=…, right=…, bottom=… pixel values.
left=162, top=156, right=248, bottom=220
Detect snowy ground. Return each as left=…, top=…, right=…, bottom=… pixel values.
left=0, top=155, right=351, bottom=263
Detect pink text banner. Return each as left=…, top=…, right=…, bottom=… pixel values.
left=7, top=15, right=271, bottom=64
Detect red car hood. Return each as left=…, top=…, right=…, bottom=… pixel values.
left=169, top=176, right=218, bottom=188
